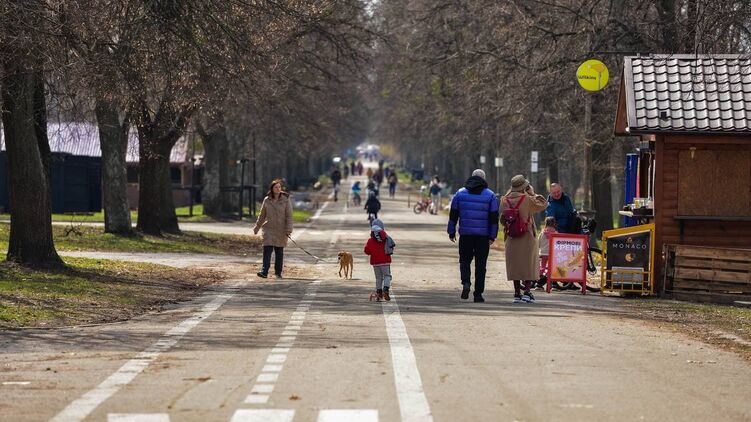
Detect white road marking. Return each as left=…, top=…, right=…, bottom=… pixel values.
left=317, top=409, right=379, bottom=422
left=266, top=354, right=288, bottom=364
left=230, top=409, right=295, bottom=422
left=257, top=373, right=279, bottom=383
left=107, top=414, right=170, bottom=422
left=244, top=281, right=320, bottom=406
left=244, top=395, right=269, bottom=404
left=251, top=384, right=275, bottom=394
left=382, top=297, right=434, bottom=422
left=2, top=381, right=30, bottom=385
left=50, top=286, right=238, bottom=422
left=291, top=202, right=329, bottom=241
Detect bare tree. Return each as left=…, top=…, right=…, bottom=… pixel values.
left=0, top=0, right=63, bottom=267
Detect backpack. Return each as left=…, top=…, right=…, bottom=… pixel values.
left=384, top=235, right=396, bottom=255
left=502, top=195, right=530, bottom=238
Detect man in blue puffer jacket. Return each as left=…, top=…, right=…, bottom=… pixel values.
left=447, top=169, right=499, bottom=302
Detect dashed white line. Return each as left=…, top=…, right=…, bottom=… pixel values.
left=318, top=409, right=379, bottom=422
left=251, top=384, right=275, bottom=394
left=231, top=409, right=295, bottom=422
left=256, top=373, right=279, bottom=383
left=243, top=281, right=321, bottom=406
left=266, top=354, right=288, bottom=364
left=107, top=414, right=170, bottom=422
left=50, top=284, right=240, bottom=422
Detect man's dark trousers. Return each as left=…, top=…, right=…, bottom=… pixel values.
left=459, top=235, right=490, bottom=295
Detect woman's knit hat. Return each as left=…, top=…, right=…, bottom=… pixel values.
left=510, top=174, right=530, bottom=192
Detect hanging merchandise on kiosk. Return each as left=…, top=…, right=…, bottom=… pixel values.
left=601, top=224, right=655, bottom=295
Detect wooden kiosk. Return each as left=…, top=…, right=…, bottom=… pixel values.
left=614, top=54, right=751, bottom=303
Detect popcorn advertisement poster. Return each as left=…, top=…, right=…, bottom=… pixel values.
left=548, top=234, right=588, bottom=282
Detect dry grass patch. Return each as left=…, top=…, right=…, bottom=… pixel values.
left=0, top=257, right=228, bottom=329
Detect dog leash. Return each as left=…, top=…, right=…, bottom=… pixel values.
left=286, top=234, right=326, bottom=262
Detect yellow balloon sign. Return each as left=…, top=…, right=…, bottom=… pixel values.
left=577, top=59, right=609, bottom=92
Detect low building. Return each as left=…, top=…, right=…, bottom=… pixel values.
left=614, top=54, right=751, bottom=302
left=0, top=122, right=199, bottom=212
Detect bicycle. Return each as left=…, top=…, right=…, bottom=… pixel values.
left=551, top=216, right=603, bottom=293
left=412, top=197, right=433, bottom=214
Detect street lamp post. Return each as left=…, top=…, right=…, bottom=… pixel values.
left=494, top=157, right=503, bottom=193
left=238, top=158, right=249, bottom=220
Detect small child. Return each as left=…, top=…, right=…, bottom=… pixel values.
left=364, top=219, right=395, bottom=301
left=537, top=216, right=557, bottom=289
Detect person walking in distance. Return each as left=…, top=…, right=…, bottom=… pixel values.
left=501, top=175, right=548, bottom=303
left=253, top=179, right=294, bottom=279
left=331, top=167, right=342, bottom=202
left=447, top=169, right=499, bottom=302
left=388, top=171, right=398, bottom=198
left=429, top=176, right=442, bottom=214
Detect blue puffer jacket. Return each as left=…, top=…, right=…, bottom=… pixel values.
left=447, top=176, right=499, bottom=239
left=546, top=193, right=578, bottom=234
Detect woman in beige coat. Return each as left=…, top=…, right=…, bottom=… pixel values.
left=501, top=175, right=548, bottom=303
left=253, top=179, right=294, bottom=278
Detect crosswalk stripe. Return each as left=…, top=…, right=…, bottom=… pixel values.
left=107, top=414, right=170, bottom=422
left=317, top=409, right=378, bottom=422
left=244, top=394, right=270, bottom=404
left=230, top=409, right=295, bottom=422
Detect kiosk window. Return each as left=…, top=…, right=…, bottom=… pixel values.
left=678, top=149, right=751, bottom=216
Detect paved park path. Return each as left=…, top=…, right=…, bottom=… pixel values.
left=2, top=170, right=750, bottom=422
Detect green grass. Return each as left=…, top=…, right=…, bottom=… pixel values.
left=0, top=224, right=260, bottom=255
left=242, top=205, right=311, bottom=223
left=0, top=257, right=222, bottom=327
left=0, top=204, right=230, bottom=224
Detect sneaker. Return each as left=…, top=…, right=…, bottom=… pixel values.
left=383, top=290, right=391, bottom=301
left=460, top=288, right=470, bottom=300
left=376, top=289, right=383, bottom=302
left=257, top=272, right=268, bottom=279
left=526, top=291, right=535, bottom=302
left=521, top=293, right=532, bottom=303
left=473, top=294, right=485, bottom=303
left=513, top=294, right=522, bottom=303
left=275, top=274, right=283, bottom=279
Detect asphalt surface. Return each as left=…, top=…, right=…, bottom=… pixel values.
left=2, top=170, right=750, bottom=422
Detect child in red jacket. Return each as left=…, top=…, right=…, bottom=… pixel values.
left=364, top=219, right=394, bottom=301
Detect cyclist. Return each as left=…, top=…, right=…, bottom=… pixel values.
left=351, top=181, right=362, bottom=206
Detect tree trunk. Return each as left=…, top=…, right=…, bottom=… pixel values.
left=135, top=102, right=190, bottom=235
left=197, top=123, right=227, bottom=218
left=591, top=137, right=614, bottom=236
left=0, top=41, right=63, bottom=267
left=95, top=100, right=133, bottom=235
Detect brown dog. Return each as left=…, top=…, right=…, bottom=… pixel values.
left=338, top=251, right=354, bottom=279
